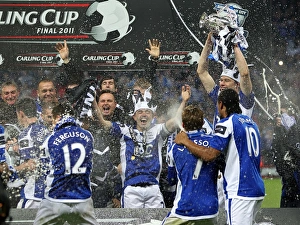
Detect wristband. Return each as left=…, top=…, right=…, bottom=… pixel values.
left=63, top=57, right=71, bottom=64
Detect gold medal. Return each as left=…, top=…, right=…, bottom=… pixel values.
left=131, top=155, right=135, bottom=160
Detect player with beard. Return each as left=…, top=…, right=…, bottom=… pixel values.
left=93, top=85, right=191, bottom=208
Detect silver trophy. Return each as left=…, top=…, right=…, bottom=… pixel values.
left=199, top=3, right=249, bottom=68
left=199, top=12, right=232, bottom=33
left=199, top=3, right=247, bottom=33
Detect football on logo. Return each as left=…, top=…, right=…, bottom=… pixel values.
left=56, top=54, right=64, bottom=66
left=82, top=0, right=135, bottom=43
left=121, top=52, right=135, bottom=66
left=187, top=52, right=200, bottom=65
left=0, top=54, right=4, bottom=65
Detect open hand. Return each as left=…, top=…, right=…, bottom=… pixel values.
left=174, top=131, right=189, bottom=145
left=145, top=39, right=161, bottom=58
left=55, top=40, right=69, bottom=61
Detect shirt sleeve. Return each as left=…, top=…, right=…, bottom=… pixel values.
left=167, top=143, right=177, bottom=186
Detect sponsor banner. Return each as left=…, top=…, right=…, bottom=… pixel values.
left=15, top=53, right=58, bottom=67
left=81, top=52, right=133, bottom=67
left=0, top=0, right=271, bottom=70
left=156, top=51, right=199, bottom=66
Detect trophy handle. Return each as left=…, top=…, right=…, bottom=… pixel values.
left=199, top=12, right=208, bottom=28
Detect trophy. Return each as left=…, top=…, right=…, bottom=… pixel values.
left=199, top=12, right=234, bottom=33
left=199, top=4, right=238, bottom=33
left=199, top=3, right=249, bottom=68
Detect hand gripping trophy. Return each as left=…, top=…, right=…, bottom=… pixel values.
left=199, top=3, right=249, bottom=69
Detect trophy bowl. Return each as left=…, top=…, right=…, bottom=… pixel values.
left=199, top=12, right=231, bottom=33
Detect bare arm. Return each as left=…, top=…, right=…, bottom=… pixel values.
left=14, top=159, right=36, bottom=172
left=55, top=40, right=70, bottom=64
left=174, top=132, right=220, bottom=161
left=234, top=44, right=252, bottom=96
left=165, top=85, right=191, bottom=132
left=196, top=33, right=216, bottom=93
left=92, top=100, right=113, bottom=130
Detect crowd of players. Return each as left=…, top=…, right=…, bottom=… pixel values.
left=0, top=33, right=257, bottom=225
left=0, top=26, right=299, bottom=224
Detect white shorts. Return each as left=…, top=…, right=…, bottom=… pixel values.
left=226, top=198, right=263, bottom=225
left=17, top=199, right=41, bottom=209
left=162, top=215, right=217, bottom=225
left=122, top=184, right=165, bottom=208
left=33, top=198, right=98, bottom=225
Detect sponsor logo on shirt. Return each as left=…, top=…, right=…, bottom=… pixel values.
left=215, top=125, right=226, bottom=135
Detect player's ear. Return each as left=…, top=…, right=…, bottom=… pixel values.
left=235, top=82, right=239, bottom=89
left=17, top=110, right=25, bottom=118
left=220, top=102, right=224, bottom=110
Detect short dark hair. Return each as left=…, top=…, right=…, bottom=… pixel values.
left=52, top=101, right=75, bottom=119
left=15, top=98, right=37, bottom=118
left=99, top=89, right=116, bottom=98
left=218, top=89, right=242, bottom=116
left=99, top=76, right=116, bottom=88
left=182, top=105, right=204, bottom=131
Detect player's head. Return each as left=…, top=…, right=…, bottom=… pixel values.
left=41, top=101, right=58, bottom=130
left=1, top=81, right=20, bottom=105
left=100, top=76, right=117, bottom=92
left=217, top=88, right=242, bottom=118
left=182, top=105, right=204, bottom=131
left=15, top=97, right=37, bottom=127
left=133, top=78, right=152, bottom=102
left=37, top=78, right=57, bottom=103
left=133, top=100, right=155, bottom=131
left=219, top=68, right=240, bottom=92
left=97, top=90, right=117, bottom=120
left=52, top=101, right=75, bottom=125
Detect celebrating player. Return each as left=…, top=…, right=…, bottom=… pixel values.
left=175, top=89, right=265, bottom=225
left=34, top=102, right=98, bottom=225
left=162, top=105, right=219, bottom=224
left=93, top=85, right=191, bottom=208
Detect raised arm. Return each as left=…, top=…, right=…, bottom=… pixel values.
left=145, top=39, right=160, bottom=59
left=174, top=131, right=220, bottom=162
left=144, top=39, right=160, bottom=90
left=55, top=40, right=70, bottom=64
left=165, top=85, right=191, bottom=132
left=92, top=100, right=113, bottom=130
left=196, top=33, right=216, bottom=93
left=234, top=44, right=252, bottom=96
left=55, top=40, right=84, bottom=85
